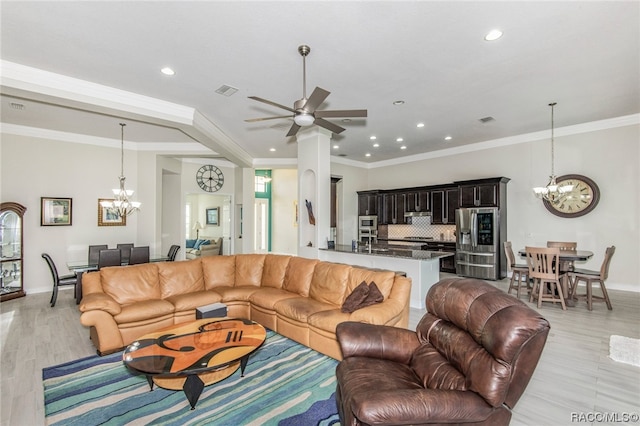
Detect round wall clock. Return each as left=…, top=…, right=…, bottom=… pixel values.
left=196, top=165, right=224, bottom=192
left=543, top=174, right=600, bottom=218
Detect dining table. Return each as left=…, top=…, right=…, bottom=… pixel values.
left=518, top=248, right=594, bottom=307
left=67, top=255, right=169, bottom=304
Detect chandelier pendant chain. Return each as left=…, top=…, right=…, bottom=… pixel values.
left=550, top=102, right=555, bottom=178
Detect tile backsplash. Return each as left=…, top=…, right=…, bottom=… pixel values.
left=386, top=216, right=456, bottom=241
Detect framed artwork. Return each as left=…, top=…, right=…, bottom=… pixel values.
left=41, top=197, right=72, bottom=226
left=206, top=207, right=219, bottom=226
left=98, top=199, right=126, bottom=226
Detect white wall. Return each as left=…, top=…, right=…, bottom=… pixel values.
left=271, top=168, right=298, bottom=255
left=366, top=124, right=639, bottom=292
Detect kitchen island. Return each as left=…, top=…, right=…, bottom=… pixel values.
left=318, top=244, right=454, bottom=309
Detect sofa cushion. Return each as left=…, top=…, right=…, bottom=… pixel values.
left=261, top=254, right=292, bottom=288
left=193, top=239, right=208, bottom=249
left=341, top=281, right=370, bottom=313
left=235, top=254, right=266, bottom=286
left=310, top=262, right=350, bottom=306
left=157, top=258, right=205, bottom=299
left=186, top=239, right=197, bottom=249
left=347, top=268, right=396, bottom=299
left=164, top=290, right=222, bottom=312
left=283, top=257, right=319, bottom=297
left=113, top=299, right=175, bottom=324
left=274, top=296, right=336, bottom=323
left=101, top=264, right=160, bottom=305
left=249, top=287, right=299, bottom=310
left=214, top=285, right=261, bottom=302
left=202, top=255, right=236, bottom=289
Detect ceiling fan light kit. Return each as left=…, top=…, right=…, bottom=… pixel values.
left=246, top=45, right=367, bottom=137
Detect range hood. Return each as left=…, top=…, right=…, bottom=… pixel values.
left=404, top=211, right=431, bottom=218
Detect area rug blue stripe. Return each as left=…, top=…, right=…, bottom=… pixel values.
left=42, top=331, right=340, bottom=425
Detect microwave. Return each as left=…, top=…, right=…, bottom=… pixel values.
left=358, top=215, right=378, bottom=230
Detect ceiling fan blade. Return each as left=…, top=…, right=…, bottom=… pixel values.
left=315, top=109, right=368, bottom=118
left=248, top=96, right=296, bottom=113
left=314, top=118, right=346, bottom=134
left=244, top=115, right=291, bottom=123
left=286, top=123, right=301, bottom=137
left=303, top=87, right=330, bottom=113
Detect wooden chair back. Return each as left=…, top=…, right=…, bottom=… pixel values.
left=600, top=246, right=616, bottom=280
left=547, top=241, right=577, bottom=251
left=525, top=246, right=561, bottom=280
left=504, top=241, right=517, bottom=271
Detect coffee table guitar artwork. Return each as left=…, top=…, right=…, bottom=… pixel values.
left=123, top=318, right=266, bottom=409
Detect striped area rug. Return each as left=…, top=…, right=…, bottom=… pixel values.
left=43, top=331, right=340, bottom=425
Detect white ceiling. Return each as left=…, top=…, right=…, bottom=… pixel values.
left=1, top=1, right=639, bottom=165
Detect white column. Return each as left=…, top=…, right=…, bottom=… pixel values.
left=296, top=127, right=332, bottom=259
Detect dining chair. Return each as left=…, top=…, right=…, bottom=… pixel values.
left=504, top=241, right=530, bottom=298
left=129, top=246, right=150, bottom=265
left=525, top=246, right=568, bottom=310
left=167, top=244, right=180, bottom=261
left=571, top=246, right=615, bottom=311
left=88, top=244, right=108, bottom=266
left=547, top=241, right=578, bottom=293
left=42, top=253, right=78, bottom=308
left=116, top=243, right=134, bottom=264
left=98, top=249, right=122, bottom=270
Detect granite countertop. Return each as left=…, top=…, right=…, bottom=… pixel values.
left=321, top=244, right=454, bottom=261
left=378, top=238, right=457, bottom=244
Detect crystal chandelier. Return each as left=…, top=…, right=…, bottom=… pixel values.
left=533, top=102, right=573, bottom=203
left=100, top=123, right=141, bottom=217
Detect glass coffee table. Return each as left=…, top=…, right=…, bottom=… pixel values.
left=123, top=318, right=266, bottom=409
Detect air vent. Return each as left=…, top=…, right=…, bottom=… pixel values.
left=9, top=102, right=25, bottom=110
left=215, top=85, right=238, bottom=97
left=479, top=116, right=495, bottom=123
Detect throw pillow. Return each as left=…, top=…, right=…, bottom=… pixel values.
left=341, top=281, right=370, bottom=313
left=186, top=239, right=197, bottom=249
left=194, top=239, right=207, bottom=250
left=200, top=240, right=211, bottom=246
left=358, top=281, right=384, bottom=308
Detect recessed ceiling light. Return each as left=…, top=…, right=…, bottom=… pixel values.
left=484, top=29, right=503, bottom=41
left=342, top=118, right=351, bottom=123
left=365, top=153, right=371, bottom=157
left=333, top=145, right=339, bottom=149
left=370, top=136, right=377, bottom=140
left=160, top=67, right=175, bottom=76
left=396, top=137, right=403, bottom=142
left=393, top=100, right=405, bottom=106
left=400, top=145, right=407, bottom=150
left=373, top=143, right=379, bottom=148
left=445, top=136, right=452, bottom=141
left=417, top=123, right=425, bottom=128
left=269, top=148, right=276, bottom=152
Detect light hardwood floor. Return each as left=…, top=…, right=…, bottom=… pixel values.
left=1, top=279, right=639, bottom=426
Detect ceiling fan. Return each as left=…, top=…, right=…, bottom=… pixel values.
left=245, top=45, right=367, bottom=137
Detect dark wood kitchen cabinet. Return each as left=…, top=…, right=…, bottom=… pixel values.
left=404, top=188, right=430, bottom=213
left=357, top=191, right=379, bottom=216
left=380, top=191, right=409, bottom=225
left=457, top=177, right=510, bottom=208
left=431, top=186, right=459, bottom=224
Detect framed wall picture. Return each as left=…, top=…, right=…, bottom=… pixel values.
left=206, top=207, right=219, bottom=226
left=98, top=199, right=126, bottom=226
left=41, top=197, right=72, bottom=226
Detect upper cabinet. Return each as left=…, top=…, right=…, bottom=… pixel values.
left=380, top=191, right=409, bottom=225
left=431, top=186, right=459, bottom=224
left=457, top=177, right=510, bottom=208
left=405, top=189, right=430, bottom=213
left=1, top=202, right=26, bottom=302
left=357, top=190, right=379, bottom=216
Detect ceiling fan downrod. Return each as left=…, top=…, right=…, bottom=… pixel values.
left=298, top=45, right=311, bottom=101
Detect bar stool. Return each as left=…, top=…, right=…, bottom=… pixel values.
left=504, top=241, right=530, bottom=298
left=571, top=246, right=615, bottom=311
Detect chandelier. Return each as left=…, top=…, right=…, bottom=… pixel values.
left=533, top=102, right=573, bottom=203
left=100, top=123, right=141, bottom=217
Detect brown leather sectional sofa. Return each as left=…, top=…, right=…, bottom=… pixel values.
left=79, top=254, right=411, bottom=359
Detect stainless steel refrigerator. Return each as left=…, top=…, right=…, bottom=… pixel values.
left=455, top=207, right=505, bottom=280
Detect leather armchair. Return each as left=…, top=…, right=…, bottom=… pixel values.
left=335, top=277, right=550, bottom=426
